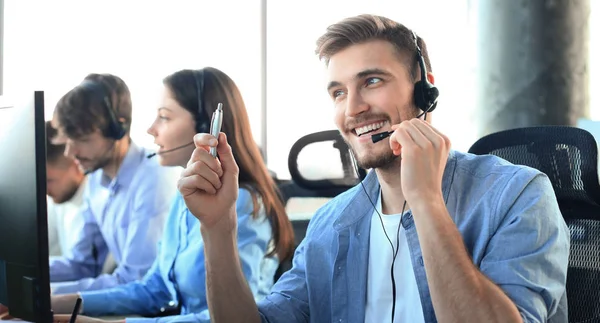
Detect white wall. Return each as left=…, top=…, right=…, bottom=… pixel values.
left=3, top=0, right=263, bottom=151
left=2, top=0, right=598, bottom=179
left=266, top=0, right=477, bottom=178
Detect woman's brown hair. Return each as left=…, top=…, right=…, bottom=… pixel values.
left=163, top=67, right=294, bottom=262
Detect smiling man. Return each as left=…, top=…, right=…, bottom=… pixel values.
left=178, top=14, right=570, bottom=323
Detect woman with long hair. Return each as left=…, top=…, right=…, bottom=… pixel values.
left=50, top=67, right=294, bottom=323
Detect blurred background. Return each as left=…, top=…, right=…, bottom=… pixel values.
left=0, top=0, right=597, bottom=181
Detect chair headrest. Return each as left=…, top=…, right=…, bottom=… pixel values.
left=288, top=130, right=366, bottom=192
left=468, top=125, right=600, bottom=220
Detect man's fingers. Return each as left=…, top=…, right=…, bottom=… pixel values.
left=390, top=140, right=402, bottom=156
left=418, top=120, right=451, bottom=149
left=215, top=133, right=239, bottom=176
left=193, top=133, right=218, bottom=149
left=390, top=126, right=417, bottom=153
left=187, top=133, right=218, bottom=165
left=402, top=121, right=431, bottom=149
left=185, top=161, right=222, bottom=189
left=178, top=174, right=218, bottom=195
left=391, top=119, right=449, bottom=151
left=184, top=150, right=223, bottom=177
left=187, top=146, right=223, bottom=172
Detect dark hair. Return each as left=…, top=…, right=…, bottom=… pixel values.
left=45, top=121, right=67, bottom=165
left=163, top=68, right=295, bottom=262
left=315, top=14, right=432, bottom=81
left=54, top=73, right=132, bottom=139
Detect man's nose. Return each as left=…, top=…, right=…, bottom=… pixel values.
left=345, top=91, right=369, bottom=117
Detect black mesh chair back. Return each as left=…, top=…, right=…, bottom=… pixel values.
left=469, top=125, right=600, bottom=323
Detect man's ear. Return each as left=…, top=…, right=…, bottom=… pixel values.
left=427, top=72, right=435, bottom=85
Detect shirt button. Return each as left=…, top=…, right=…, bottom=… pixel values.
left=338, top=266, right=342, bottom=270
left=168, top=300, right=176, bottom=306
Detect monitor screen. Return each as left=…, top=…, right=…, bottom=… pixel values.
left=0, top=91, right=53, bottom=323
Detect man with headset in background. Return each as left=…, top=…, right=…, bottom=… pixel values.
left=48, top=73, right=179, bottom=294
left=45, top=121, right=87, bottom=257
left=178, top=14, right=570, bottom=323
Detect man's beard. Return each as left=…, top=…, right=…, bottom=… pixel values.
left=348, top=143, right=399, bottom=171
left=357, top=149, right=397, bottom=170
left=77, top=142, right=116, bottom=175
left=342, top=106, right=418, bottom=171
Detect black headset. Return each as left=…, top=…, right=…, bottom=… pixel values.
left=192, top=69, right=211, bottom=134
left=78, top=79, right=127, bottom=140
left=411, top=30, right=439, bottom=114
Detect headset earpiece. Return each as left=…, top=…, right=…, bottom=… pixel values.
left=109, top=114, right=127, bottom=140
left=79, top=79, right=127, bottom=140
left=413, top=76, right=439, bottom=114
left=411, top=31, right=439, bottom=114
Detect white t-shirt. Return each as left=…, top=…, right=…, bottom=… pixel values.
left=47, top=177, right=87, bottom=257
left=364, top=191, right=425, bottom=323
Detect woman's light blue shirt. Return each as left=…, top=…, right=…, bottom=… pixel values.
left=81, top=188, right=278, bottom=323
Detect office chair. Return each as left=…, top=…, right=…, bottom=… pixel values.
left=273, top=130, right=366, bottom=280
left=469, top=125, right=600, bottom=323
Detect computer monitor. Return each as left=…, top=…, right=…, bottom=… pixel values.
left=0, top=91, right=53, bottom=322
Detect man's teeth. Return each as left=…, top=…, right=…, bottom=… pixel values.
left=355, top=122, right=386, bottom=136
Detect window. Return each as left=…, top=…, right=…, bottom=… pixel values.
left=2, top=1, right=597, bottom=178
left=3, top=1, right=263, bottom=150
left=266, top=0, right=477, bottom=179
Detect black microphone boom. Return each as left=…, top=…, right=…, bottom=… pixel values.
left=146, top=142, right=195, bottom=159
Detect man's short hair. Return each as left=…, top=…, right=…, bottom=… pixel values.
left=315, top=14, right=433, bottom=81
left=45, top=121, right=67, bottom=165
left=54, top=73, right=132, bottom=139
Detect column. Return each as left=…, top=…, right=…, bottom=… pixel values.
left=476, top=0, right=590, bottom=137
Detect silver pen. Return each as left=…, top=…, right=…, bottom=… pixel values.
left=209, top=103, right=223, bottom=157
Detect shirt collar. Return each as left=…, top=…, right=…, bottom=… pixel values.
left=69, top=176, right=88, bottom=205
left=334, top=149, right=457, bottom=230
left=99, top=141, right=143, bottom=191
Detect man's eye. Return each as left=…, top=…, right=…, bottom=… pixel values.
left=366, top=77, right=382, bottom=86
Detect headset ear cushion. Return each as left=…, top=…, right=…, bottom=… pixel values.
left=426, top=85, right=440, bottom=112
left=413, top=81, right=440, bottom=113
left=115, top=121, right=127, bottom=140
left=413, top=80, right=426, bottom=111
left=108, top=117, right=126, bottom=140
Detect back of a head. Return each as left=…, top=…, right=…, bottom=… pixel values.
left=54, top=73, right=132, bottom=140
left=45, top=121, right=68, bottom=166
left=315, top=14, right=433, bottom=81
left=45, top=121, right=84, bottom=203
left=163, top=67, right=295, bottom=261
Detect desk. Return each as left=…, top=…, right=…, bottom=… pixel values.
left=286, top=197, right=330, bottom=221
left=96, top=315, right=139, bottom=321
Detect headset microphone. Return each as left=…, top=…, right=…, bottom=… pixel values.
left=146, top=142, right=195, bottom=159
